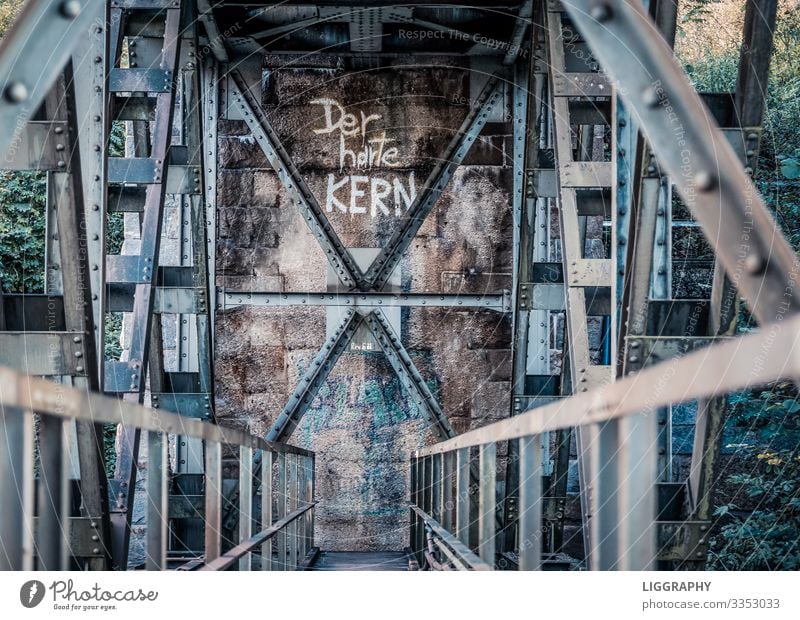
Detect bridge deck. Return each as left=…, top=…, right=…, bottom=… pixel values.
left=310, top=551, right=409, bottom=571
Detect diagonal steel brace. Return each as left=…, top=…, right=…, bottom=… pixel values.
left=228, top=70, right=365, bottom=290
left=267, top=310, right=363, bottom=442
left=363, top=309, right=455, bottom=441
left=362, top=73, right=505, bottom=291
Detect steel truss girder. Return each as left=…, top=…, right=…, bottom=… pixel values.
left=48, top=66, right=112, bottom=570
left=0, top=0, right=102, bottom=157
left=562, top=0, right=798, bottom=327
left=687, top=0, right=779, bottom=547
left=226, top=63, right=508, bottom=445
left=545, top=4, right=616, bottom=569
left=218, top=291, right=511, bottom=312
left=105, top=2, right=184, bottom=571
left=364, top=310, right=455, bottom=441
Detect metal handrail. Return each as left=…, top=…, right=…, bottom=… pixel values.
left=0, top=365, right=316, bottom=571
left=409, top=314, right=800, bottom=570
left=201, top=502, right=317, bottom=571
left=416, top=314, right=800, bottom=456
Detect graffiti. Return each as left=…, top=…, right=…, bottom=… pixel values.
left=311, top=98, right=417, bottom=218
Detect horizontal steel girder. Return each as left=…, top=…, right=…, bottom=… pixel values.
left=218, top=290, right=511, bottom=312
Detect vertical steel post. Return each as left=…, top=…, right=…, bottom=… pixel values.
left=456, top=448, right=470, bottom=545
left=478, top=443, right=496, bottom=566
left=146, top=431, right=168, bottom=570
left=431, top=453, right=441, bottom=522
left=518, top=435, right=542, bottom=570
left=37, top=415, right=69, bottom=570
left=260, top=450, right=273, bottom=571
left=238, top=445, right=253, bottom=571
left=442, top=451, right=454, bottom=531
left=204, top=441, right=222, bottom=563
left=288, top=453, right=298, bottom=570
left=0, top=407, right=35, bottom=570
left=276, top=452, right=286, bottom=570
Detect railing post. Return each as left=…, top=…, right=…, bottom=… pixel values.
left=409, top=456, right=418, bottom=557
left=238, top=445, right=253, bottom=571
left=518, top=435, right=542, bottom=570
left=37, top=414, right=70, bottom=571
left=146, top=431, right=168, bottom=570
left=442, top=451, right=454, bottom=532
left=310, top=454, right=316, bottom=552
left=204, top=441, right=222, bottom=563
left=261, top=450, right=273, bottom=571
left=431, top=453, right=441, bottom=522
left=455, top=448, right=470, bottom=546
left=288, top=453, right=298, bottom=570
left=276, top=451, right=286, bottom=570
left=299, top=455, right=307, bottom=561
left=0, top=407, right=34, bottom=570
left=478, top=443, right=496, bottom=567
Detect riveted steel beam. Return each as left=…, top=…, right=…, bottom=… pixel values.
left=267, top=311, right=363, bottom=442
left=562, top=0, right=798, bottom=327
left=218, top=290, right=511, bottom=312
left=0, top=0, right=102, bottom=158
left=227, top=70, right=364, bottom=290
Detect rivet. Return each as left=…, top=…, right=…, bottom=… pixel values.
left=744, top=252, right=764, bottom=274
left=590, top=3, right=613, bottom=21
left=4, top=81, right=29, bottom=103
left=694, top=171, right=716, bottom=192
left=59, top=0, right=81, bottom=19
left=642, top=85, right=660, bottom=108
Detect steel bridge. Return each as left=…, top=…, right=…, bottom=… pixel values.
left=0, top=0, right=795, bottom=572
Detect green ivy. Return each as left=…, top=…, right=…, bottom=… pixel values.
left=0, top=171, right=47, bottom=292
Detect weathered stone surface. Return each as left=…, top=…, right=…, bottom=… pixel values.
left=218, top=136, right=270, bottom=169
left=215, top=61, right=513, bottom=551
left=263, top=67, right=470, bottom=109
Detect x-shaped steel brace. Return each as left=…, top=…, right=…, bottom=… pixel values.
left=228, top=69, right=506, bottom=292
left=231, top=66, right=506, bottom=442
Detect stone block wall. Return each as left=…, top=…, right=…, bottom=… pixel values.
left=214, top=56, right=514, bottom=550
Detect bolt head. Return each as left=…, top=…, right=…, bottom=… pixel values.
left=60, top=0, right=81, bottom=19
left=4, top=81, right=28, bottom=103
left=744, top=252, right=764, bottom=274
left=642, top=85, right=660, bottom=108
left=694, top=171, right=716, bottom=192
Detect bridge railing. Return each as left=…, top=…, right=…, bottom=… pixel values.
left=0, top=365, right=314, bottom=571
left=409, top=314, right=800, bottom=570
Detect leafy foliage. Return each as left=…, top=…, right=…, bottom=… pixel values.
left=708, top=445, right=800, bottom=570
left=0, top=171, right=46, bottom=292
